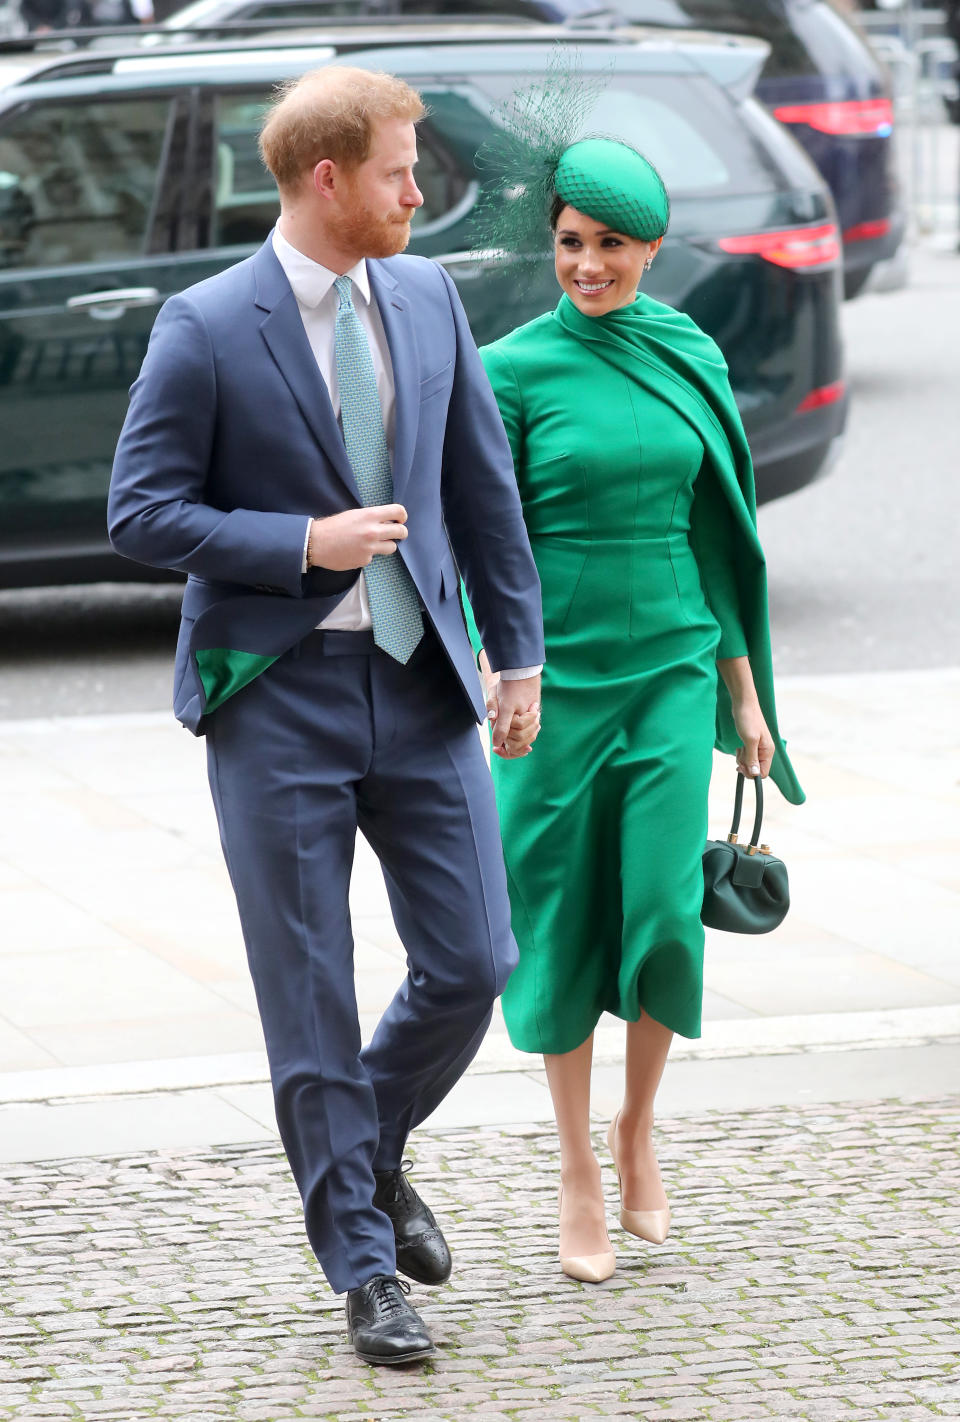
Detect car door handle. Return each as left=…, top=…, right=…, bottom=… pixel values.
left=434, top=250, right=512, bottom=279
left=66, top=288, right=161, bottom=320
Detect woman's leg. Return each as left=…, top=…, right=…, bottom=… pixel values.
left=614, top=1011, right=673, bottom=1211
left=544, top=1035, right=611, bottom=1257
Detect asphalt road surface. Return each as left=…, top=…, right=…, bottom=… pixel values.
left=760, top=243, right=960, bottom=678
left=1, top=245, right=957, bottom=721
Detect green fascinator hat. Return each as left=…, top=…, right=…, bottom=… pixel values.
left=471, top=53, right=671, bottom=263
left=554, top=138, right=670, bottom=242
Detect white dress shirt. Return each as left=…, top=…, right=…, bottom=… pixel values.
left=272, top=226, right=540, bottom=679
left=273, top=225, right=379, bottom=631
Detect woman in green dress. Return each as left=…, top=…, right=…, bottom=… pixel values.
left=472, top=138, right=804, bottom=1283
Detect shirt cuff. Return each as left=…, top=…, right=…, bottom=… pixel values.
left=301, top=517, right=312, bottom=575
left=498, top=665, right=543, bottom=680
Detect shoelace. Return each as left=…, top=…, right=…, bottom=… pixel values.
left=368, top=1275, right=411, bottom=1319
left=379, top=1158, right=416, bottom=1208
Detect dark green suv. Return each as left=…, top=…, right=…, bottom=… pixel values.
left=0, top=26, right=846, bottom=587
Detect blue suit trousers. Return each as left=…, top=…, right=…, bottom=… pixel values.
left=205, top=628, right=518, bottom=1294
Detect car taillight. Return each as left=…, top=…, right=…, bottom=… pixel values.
left=772, top=99, right=894, bottom=137
left=795, top=381, right=846, bottom=414
left=716, top=224, right=841, bottom=270
left=843, top=218, right=892, bottom=242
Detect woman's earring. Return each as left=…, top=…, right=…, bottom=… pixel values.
left=644, top=256, right=654, bottom=271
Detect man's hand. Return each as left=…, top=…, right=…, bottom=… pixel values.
left=492, top=674, right=542, bottom=759
left=499, top=705, right=541, bottom=758
left=308, top=505, right=408, bottom=572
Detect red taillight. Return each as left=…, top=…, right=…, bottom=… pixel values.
left=843, top=218, right=892, bottom=242
left=795, top=381, right=846, bottom=414
left=773, top=98, right=894, bottom=136
left=716, top=224, right=841, bottom=270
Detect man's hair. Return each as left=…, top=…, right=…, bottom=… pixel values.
left=259, top=66, right=426, bottom=190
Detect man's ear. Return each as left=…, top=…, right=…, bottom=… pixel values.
left=312, top=158, right=338, bottom=201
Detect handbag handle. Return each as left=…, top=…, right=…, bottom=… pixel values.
left=727, top=774, right=770, bottom=854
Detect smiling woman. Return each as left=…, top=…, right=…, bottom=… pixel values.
left=552, top=205, right=662, bottom=317
left=548, top=139, right=667, bottom=316
left=469, top=129, right=803, bottom=1289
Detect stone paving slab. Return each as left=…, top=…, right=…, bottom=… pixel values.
left=2, top=1097, right=959, bottom=1421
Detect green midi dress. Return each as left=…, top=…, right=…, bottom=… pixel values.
left=472, top=293, right=802, bottom=1056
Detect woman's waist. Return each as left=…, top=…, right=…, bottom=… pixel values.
left=529, top=531, right=692, bottom=554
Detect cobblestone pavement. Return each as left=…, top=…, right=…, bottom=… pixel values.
left=2, top=1097, right=959, bottom=1422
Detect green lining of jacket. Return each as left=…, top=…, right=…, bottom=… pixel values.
left=195, top=648, right=281, bottom=715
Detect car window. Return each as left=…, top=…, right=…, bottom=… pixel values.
left=619, top=0, right=816, bottom=79
left=789, top=0, right=879, bottom=79
left=401, top=0, right=547, bottom=17
left=244, top=0, right=368, bottom=17
left=0, top=97, right=173, bottom=270
left=473, top=71, right=781, bottom=199
left=210, top=89, right=472, bottom=248
left=590, top=90, right=731, bottom=192
left=162, top=0, right=232, bottom=25
left=212, top=93, right=278, bottom=247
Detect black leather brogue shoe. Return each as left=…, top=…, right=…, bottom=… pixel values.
left=373, top=1160, right=452, bottom=1286
left=345, top=1274, right=434, bottom=1366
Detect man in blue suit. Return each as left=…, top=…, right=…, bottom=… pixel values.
left=108, top=65, right=543, bottom=1365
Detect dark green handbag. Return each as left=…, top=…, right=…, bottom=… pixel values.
left=701, top=774, right=789, bottom=934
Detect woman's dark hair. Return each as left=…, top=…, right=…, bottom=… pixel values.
left=549, top=191, right=565, bottom=232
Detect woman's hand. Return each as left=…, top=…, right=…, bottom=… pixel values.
left=732, top=701, right=775, bottom=779
left=479, top=649, right=500, bottom=722
left=718, top=654, right=775, bottom=779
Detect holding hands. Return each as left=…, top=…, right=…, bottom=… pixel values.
left=480, top=652, right=541, bottom=759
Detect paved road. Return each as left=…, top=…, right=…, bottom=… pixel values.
left=0, top=245, right=957, bottom=719
left=2, top=1103, right=957, bottom=1421
left=760, top=244, right=960, bottom=677
left=0, top=581, right=181, bottom=721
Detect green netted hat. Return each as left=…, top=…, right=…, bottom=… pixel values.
left=471, top=52, right=670, bottom=268
left=554, top=138, right=670, bottom=242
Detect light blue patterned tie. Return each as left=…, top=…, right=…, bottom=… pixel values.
left=333, top=274, right=423, bottom=664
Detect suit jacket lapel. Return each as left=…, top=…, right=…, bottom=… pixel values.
left=253, top=239, right=360, bottom=504
left=369, top=261, right=418, bottom=503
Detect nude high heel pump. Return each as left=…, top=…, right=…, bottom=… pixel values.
left=607, top=1112, right=671, bottom=1245
left=557, top=1186, right=616, bottom=1283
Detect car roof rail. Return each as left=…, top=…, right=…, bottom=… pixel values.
left=0, top=16, right=764, bottom=85
left=0, top=20, right=656, bottom=77
left=0, top=15, right=608, bottom=54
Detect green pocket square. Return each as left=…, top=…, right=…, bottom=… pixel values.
left=195, top=647, right=280, bottom=714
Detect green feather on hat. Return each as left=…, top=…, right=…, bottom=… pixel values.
left=472, top=50, right=670, bottom=263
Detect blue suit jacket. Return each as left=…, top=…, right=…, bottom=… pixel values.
left=108, top=237, right=544, bottom=733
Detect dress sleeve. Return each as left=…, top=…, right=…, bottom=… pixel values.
left=689, top=456, right=749, bottom=660
left=462, top=345, right=527, bottom=661
left=479, top=346, right=524, bottom=476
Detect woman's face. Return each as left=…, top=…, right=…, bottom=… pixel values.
left=554, top=205, right=663, bottom=317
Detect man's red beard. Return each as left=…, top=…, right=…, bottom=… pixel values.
left=338, top=195, right=413, bottom=260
